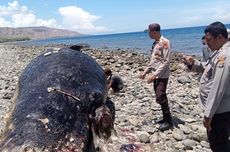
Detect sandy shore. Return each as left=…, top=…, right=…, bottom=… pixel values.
left=0, top=44, right=211, bottom=152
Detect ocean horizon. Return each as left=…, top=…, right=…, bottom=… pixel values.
left=19, top=24, right=230, bottom=56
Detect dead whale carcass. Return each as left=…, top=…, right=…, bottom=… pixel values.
left=0, top=47, right=115, bottom=152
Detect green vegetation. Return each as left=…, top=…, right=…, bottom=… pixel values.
left=0, top=37, right=31, bottom=43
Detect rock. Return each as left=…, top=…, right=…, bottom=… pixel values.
left=174, top=142, right=185, bottom=150
left=172, top=130, right=184, bottom=141
left=190, top=132, right=207, bottom=142
left=178, top=125, right=191, bottom=134
left=184, top=118, right=197, bottom=123
left=139, top=134, right=150, bottom=143
left=182, top=139, right=198, bottom=150
left=150, top=133, right=160, bottom=143
left=200, top=140, right=210, bottom=148
left=177, top=76, right=192, bottom=84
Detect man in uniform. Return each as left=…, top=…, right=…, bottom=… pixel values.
left=183, top=21, right=230, bottom=152
left=139, top=23, right=173, bottom=132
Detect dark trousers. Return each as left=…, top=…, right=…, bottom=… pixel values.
left=207, top=111, right=230, bottom=152
left=154, top=78, right=168, bottom=104
left=153, top=78, right=171, bottom=122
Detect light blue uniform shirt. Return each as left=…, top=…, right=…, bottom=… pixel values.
left=192, top=41, right=230, bottom=118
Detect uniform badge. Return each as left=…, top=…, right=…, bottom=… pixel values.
left=217, top=56, right=226, bottom=68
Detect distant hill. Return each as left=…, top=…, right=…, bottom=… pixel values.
left=0, top=26, right=84, bottom=42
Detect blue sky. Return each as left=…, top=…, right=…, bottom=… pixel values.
left=0, top=0, right=230, bottom=35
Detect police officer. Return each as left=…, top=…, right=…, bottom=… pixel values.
left=183, top=21, right=230, bottom=152
left=139, top=23, right=173, bottom=132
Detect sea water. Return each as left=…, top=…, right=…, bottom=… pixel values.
left=20, top=24, right=230, bottom=55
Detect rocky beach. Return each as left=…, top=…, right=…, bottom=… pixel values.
left=0, top=44, right=211, bottom=152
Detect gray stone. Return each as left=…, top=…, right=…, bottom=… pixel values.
left=182, top=139, right=198, bottom=150
left=139, top=134, right=150, bottom=143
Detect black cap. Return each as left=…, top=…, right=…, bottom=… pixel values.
left=144, top=23, right=161, bottom=32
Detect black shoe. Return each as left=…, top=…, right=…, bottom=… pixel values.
left=154, top=118, right=165, bottom=124
left=159, top=122, right=173, bottom=132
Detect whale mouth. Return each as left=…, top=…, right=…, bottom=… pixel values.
left=92, top=105, right=114, bottom=140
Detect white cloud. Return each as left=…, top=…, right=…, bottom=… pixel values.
left=183, top=3, right=230, bottom=26
left=0, top=1, right=108, bottom=34
left=58, top=6, right=108, bottom=34
left=0, top=1, right=59, bottom=28
left=211, top=6, right=230, bottom=23
left=0, top=17, right=11, bottom=27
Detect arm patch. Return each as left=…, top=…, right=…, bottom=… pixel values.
left=217, top=56, right=226, bottom=68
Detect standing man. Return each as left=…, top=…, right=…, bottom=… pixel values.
left=183, top=21, right=230, bottom=152
left=139, top=23, right=173, bottom=131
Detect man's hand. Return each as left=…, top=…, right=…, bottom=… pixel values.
left=147, top=74, right=156, bottom=83
left=203, top=116, right=212, bottom=131
left=139, top=72, right=146, bottom=80
left=182, top=55, right=194, bottom=65
left=182, top=55, right=195, bottom=69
